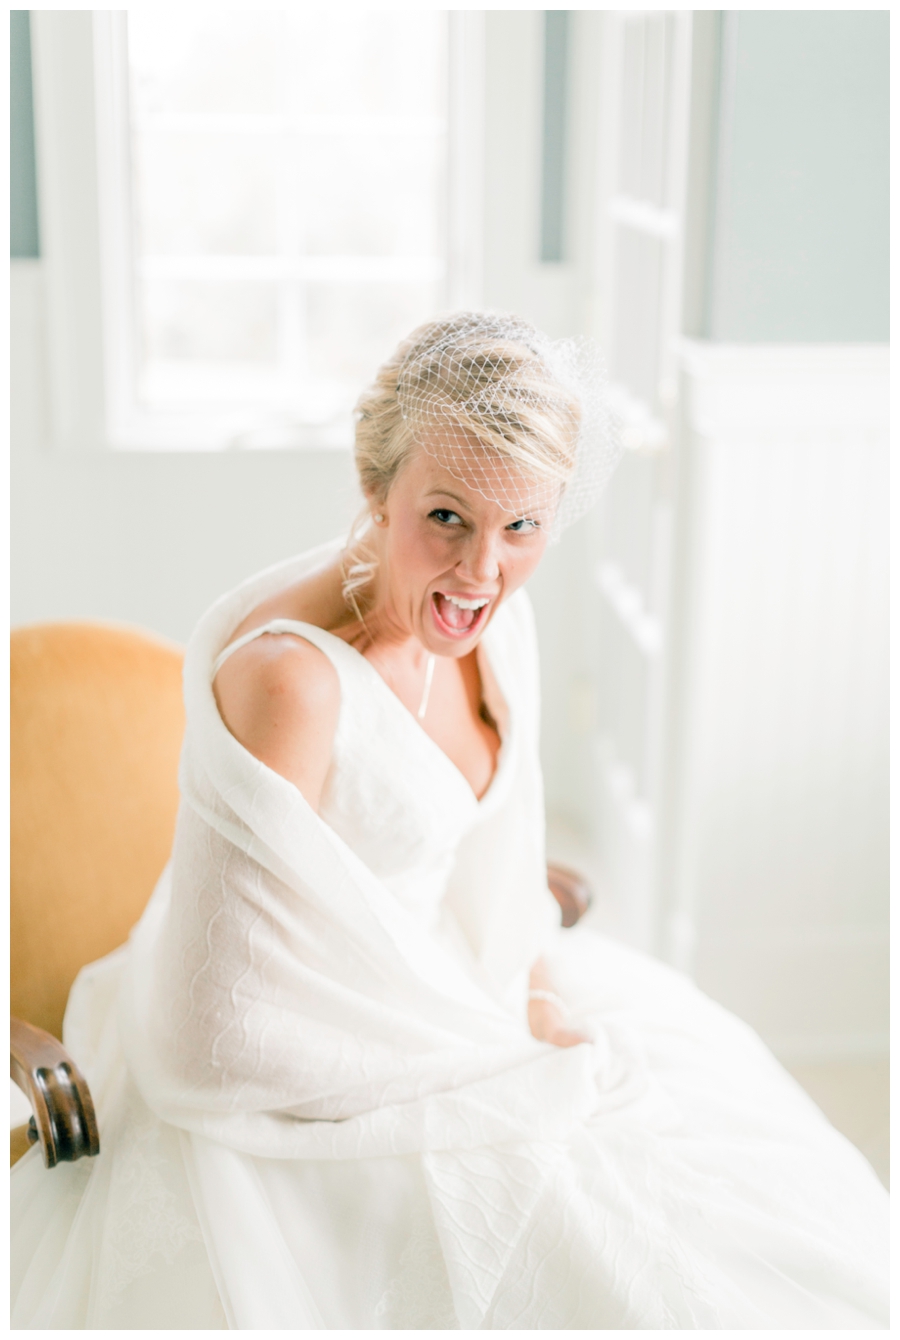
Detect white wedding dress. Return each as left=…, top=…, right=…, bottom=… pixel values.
left=11, top=542, right=888, bottom=1329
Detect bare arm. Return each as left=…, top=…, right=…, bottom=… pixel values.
left=527, top=956, right=590, bottom=1048
left=213, top=634, right=340, bottom=811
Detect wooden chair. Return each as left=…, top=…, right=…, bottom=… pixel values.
left=10, top=621, right=590, bottom=1170
left=10, top=623, right=185, bottom=1166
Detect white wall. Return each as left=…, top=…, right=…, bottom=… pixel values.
left=660, top=343, right=889, bottom=1060
left=11, top=261, right=359, bottom=643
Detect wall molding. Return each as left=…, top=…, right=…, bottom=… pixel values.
left=679, top=340, right=889, bottom=437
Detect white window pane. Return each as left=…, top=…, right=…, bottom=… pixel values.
left=123, top=10, right=450, bottom=434
left=129, top=12, right=286, bottom=118
left=611, top=229, right=664, bottom=405
left=620, top=21, right=645, bottom=199
left=305, top=281, right=444, bottom=386
left=140, top=280, right=279, bottom=365
left=134, top=134, right=280, bottom=255
left=296, top=136, right=445, bottom=257
left=282, top=12, right=445, bottom=119
left=640, top=16, right=673, bottom=207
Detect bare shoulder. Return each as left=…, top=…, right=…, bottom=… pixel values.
left=227, top=552, right=349, bottom=644
left=213, top=631, right=340, bottom=810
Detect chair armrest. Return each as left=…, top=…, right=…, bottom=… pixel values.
left=10, top=1017, right=100, bottom=1168
left=547, top=862, right=592, bottom=928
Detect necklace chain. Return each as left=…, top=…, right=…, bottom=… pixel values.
left=417, top=654, right=436, bottom=721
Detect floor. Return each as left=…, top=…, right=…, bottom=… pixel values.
left=545, top=817, right=890, bottom=1192
left=785, top=1058, right=889, bottom=1189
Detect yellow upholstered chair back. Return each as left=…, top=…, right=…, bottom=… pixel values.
left=11, top=623, right=185, bottom=1041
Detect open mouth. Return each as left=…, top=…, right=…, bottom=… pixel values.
left=431, top=592, right=492, bottom=638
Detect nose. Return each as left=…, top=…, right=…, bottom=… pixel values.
left=456, top=530, right=501, bottom=586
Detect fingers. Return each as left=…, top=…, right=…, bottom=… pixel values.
left=548, top=1026, right=591, bottom=1049
left=528, top=999, right=591, bottom=1048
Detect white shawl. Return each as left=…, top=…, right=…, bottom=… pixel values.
left=120, top=541, right=606, bottom=1161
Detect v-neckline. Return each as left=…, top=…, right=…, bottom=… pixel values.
left=319, top=622, right=509, bottom=809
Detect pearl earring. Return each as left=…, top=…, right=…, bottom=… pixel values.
left=373, top=513, right=384, bottom=524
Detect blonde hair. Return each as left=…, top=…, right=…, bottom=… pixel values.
left=355, top=312, right=580, bottom=498
left=343, top=311, right=582, bottom=612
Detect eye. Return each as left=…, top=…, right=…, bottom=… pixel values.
left=429, top=508, right=465, bottom=526
left=507, top=517, right=541, bottom=534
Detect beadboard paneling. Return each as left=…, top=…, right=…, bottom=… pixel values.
left=665, top=343, right=888, bottom=1062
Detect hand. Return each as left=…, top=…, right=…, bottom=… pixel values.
left=527, top=996, right=590, bottom=1049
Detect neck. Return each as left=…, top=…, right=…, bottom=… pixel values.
left=335, top=578, right=432, bottom=670
left=340, top=534, right=433, bottom=666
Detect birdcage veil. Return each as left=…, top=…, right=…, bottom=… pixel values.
left=393, top=311, right=621, bottom=541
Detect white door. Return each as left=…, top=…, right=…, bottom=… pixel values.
left=587, top=12, right=693, bottom=952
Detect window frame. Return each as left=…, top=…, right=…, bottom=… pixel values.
left=30, top=10, right=486, bottom=454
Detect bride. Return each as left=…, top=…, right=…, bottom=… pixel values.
left=12, top=313, right=888, bottom=1329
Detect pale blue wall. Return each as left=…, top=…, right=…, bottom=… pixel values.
left=10, top=10, right=39, bottom=258
left=709, top=10, right=889, bottom=342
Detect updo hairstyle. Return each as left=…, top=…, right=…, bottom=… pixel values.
left=343, top=312, right=583, bottom=614
left=354, top=311, right=581, bottom=503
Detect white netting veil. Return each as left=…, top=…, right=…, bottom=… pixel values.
left=386, top=311, right=621, bottom=541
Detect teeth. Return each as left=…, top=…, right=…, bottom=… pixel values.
left=444, top=595, right=489, bottom=610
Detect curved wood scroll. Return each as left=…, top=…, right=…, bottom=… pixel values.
left=547, top=862, right=592, bottom=929
left=10, top=1017, right=100, bottom=1169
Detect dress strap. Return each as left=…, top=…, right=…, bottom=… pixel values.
left=211, top=619, right=342, bottom=679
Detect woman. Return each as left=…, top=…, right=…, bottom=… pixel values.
left=12, top=314, right=888, bottom=1329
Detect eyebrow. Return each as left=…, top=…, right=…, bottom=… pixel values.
left=424, top=488, right=474, bottom=510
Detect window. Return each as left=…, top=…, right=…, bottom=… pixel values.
left=33, top=11, right=483, bottom=452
